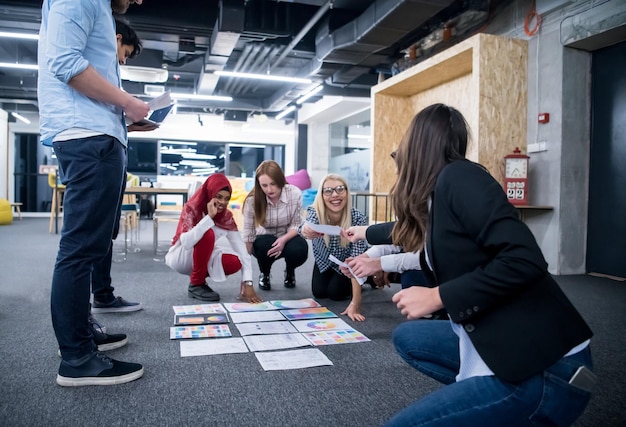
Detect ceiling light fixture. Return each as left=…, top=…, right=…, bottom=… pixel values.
left=214, top=70, right=311, bottom=85
left=120, top=65, right=168, bottom=83
left=170, top=93, right=233, bottom=102
left=11, top=112, right=31, bottom=124
left=0, top=31, right=39, bottom=40
left=159, top=140, right=197, bottom=146
left=296, top=85, right=323, bottom=104
left=0, top=62, right=38, bottom=71
left=275, top=105, right=296, bottom=120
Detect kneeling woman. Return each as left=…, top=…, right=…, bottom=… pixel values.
left=165, top=174, right=261, bottom=303
left=299, top=174, right=371, bottom=321
left=242, top=160, right=308, bottom=290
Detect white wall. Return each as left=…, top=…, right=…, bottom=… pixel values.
left=0, top=109, right=8, bottom=200
left=299, top=96, right=371, bottom=188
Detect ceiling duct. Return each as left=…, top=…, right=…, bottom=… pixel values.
left=312, top=0, right=454, bottom=86
left=198, top=0, right=245, bottom=95
left=263, top=0, right=454, bottom=111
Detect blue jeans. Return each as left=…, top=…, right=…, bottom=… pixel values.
left=401, top=270, right=428, bottom=289
left=91, top=169, right=127, bottom=303
left=51, top=135, right=126, bottom=360
left=387, top=320, right=593, bottom=427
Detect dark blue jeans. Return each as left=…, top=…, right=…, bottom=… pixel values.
left=388, top=320, right=593, bottom=426
left=401, top=270, right=428, bottom=289
left=91, top=170, right=127, bottom=303
left=51, top=135, right=126, bottom=361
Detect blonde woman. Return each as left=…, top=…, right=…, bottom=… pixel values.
left=242, top=160, right=308, bottom=290
left=299, top=174, right=370, bottom=321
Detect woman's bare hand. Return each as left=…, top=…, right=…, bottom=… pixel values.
left=238, top=283, right=262, bottom=303
left=340, top=302, right=365, bottom=322
left=341, top=226, right=368, bottom=243
left=207, top=199, right=218, bottom=218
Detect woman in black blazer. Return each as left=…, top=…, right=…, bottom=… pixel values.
left=347, top=104, right=594, bottom=426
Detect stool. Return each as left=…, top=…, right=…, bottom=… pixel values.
left=153, top=205, right=181, bottom=257
left=10, top=202, right=22, bottom=220
left=153, top=214, right=179, bottom=255
left=48, top=173, right=66, bottom=233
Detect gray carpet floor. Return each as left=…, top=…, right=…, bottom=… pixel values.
left=0, top=218, right=624, bottom=427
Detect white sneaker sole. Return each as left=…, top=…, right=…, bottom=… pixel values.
left=97, top=336, right=128, bottom=351
left=57, top=336, right=128, bottom=357
left=91, top=304, right=143, bottom=314
left=56, top=367, right=144, bottom=387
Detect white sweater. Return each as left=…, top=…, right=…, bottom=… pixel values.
left=165, top=215, right=252, bottom=282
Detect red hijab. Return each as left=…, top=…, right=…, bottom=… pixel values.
left=172, top=173, right=238, bottom=245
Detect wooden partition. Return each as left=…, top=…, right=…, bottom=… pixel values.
left=370, top=33, right=528, bottom=220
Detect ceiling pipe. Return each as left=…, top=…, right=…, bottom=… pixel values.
left=269, top=0, right=331, bottom=72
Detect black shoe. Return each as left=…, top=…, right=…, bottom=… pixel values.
left=93, top=331, right=128, bottom=352
left=58, top=327, right=127, bottom=357
left=88, top=312, right=106, bottom=334
left=57, top=352, right=143, bottom=387
left=92, top=296, right=142, bottom=313
left=258, top=273, right=271, bottom=291
left=284, top=271, right=296, bottom=288
left=188, top=283, right=220, bottom=301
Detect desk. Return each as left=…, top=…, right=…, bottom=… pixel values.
left=124, top=187, right=189, bottom=204
left=514, top=205, right=554, bottom=221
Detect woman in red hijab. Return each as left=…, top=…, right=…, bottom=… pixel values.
left=165, top=173, right=261, bottom=303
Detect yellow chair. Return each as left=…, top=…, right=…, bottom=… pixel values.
left=0, top=199, right=12, bottom=225
left=122, top=173, right=141, bottom=232
left=48, top=172, right=66, bottom=233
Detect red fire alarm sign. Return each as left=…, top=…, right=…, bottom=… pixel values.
left=538, top=113, right=550, bottom=123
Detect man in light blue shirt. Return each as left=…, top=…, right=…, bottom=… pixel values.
left=38, top=0, right=148, bottom=387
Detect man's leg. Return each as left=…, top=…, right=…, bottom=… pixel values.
left=51, top=136, right=125, bottom=360
left=91, top=171, right=142, bottom=313
left=51, top=136, right=142, bottom=386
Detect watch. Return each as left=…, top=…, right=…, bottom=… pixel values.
left=243, top=280, right=253, bottom=287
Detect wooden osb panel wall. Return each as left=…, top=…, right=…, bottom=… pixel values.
left=408, top=73, right=478, bottom=162
left=371, top=33, right=528, bottom=196
left=476, top=35, right=528, bottom=184
left=371, top=94, right=415, bottom=195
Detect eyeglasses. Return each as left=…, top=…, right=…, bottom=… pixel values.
left=322, top=185, right=347, bottom=197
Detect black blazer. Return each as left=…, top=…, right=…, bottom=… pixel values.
left=365, top=221, right=394, bottom=245
left=424, top=160, right=592, bottom=382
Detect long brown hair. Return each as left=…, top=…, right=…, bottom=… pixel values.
left=246, top=160, right=287, bottom=227
left=390, top=104, right=469, bottom=252
left=312, top=174, right=352, bottom=247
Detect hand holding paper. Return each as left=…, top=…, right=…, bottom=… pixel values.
left=128, top=91, right=174, bottom=127
left=304, top=222, right=342, bottom=236
left=328, top=254, right=367, bottom=285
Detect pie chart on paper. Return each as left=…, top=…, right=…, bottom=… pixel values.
left=306, top=320, right=337, bottom=330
